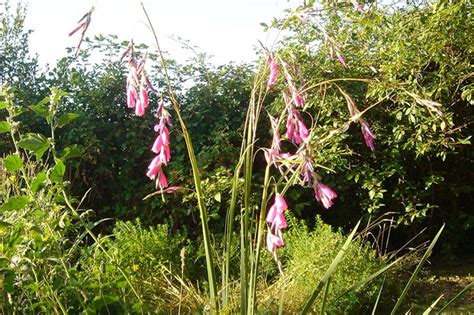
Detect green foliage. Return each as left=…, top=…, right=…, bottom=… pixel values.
left=0, top=85, right=86, bottom=313
left=258, top=217, right=387, bottom=313
left=0, top=0, right=472, bottom=313
left=78, top=219, right=205, bottom=313
left=266, top=0, right=473, bottom=254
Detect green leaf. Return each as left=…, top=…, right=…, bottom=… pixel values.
left=92, top=295, right=119, bottom=309
left=29, top=104, right=50, bottom=118
left=115, top=276, right=128, bottom=288
left=422, top=294, right=444, bottom=315
left=0, top=101, right=8, bottom=109
left=0, top=121, right=10, bottom=133
left=0, top=221, right=12, bottom=228
left=437, top=281, right=474, bottom=313
left=214, top=192, right=222, bottom=202
left=50, top=158, right=66, bottom=183
left=51, top=88, right=69, bottom=104
left=391, top=224, right=445, bottom=314
left=60, top=144, right=83, bottom=160
left=35, top=96, right=50, bottom=107
left=3, top=154, right=23, bottom=172
left=0, top=196, right=32, bottom=213
left=3, top=270, right=15, bottom=293
left=31, top=171, right=47, bottom=192
left=18, top=133, right=50, bottom=159
left=57, top=113, right=80, bottom=128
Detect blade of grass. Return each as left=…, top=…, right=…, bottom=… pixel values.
left=330, top=257, right=402, bottom=305
left=301, top=220, right=361, bottom=314
left=422, top=294, right=444, bottom=315
left=320, top=275, right=331, bottom=315
left=371, top=276, right=386, bottom=315
left=390, top=224, right=445, bottom=315
left=436, top=281, right=474, bottom=314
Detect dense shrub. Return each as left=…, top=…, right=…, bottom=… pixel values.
left=77, top=219, right=205, bottom=313
left=258, top=216, right=386, bottom=313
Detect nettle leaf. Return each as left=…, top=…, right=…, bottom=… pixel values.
left=0, top=121, right=11, bottom=133
left=57, top=113, right=80, bottom=128
left=18, top=133, right=50, bottom=159
left=51, top=88, right=69, bottom=104
left=60, top=144, right=83, bottom=160
left=50, top=158, right=66, bottom=183
left=0, top=195, right=32, bottom=213
left=31, top=171, right=47, bottom=192
left=3, top=154, right=23, bottom=172
left=35, top=96, right=50, bottom=107
left=29, top=104, right=50, bottom=118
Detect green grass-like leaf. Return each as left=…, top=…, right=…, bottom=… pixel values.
left=390, top=224, right=445, bottom=314
left=301, top=220, right=361, bottom=314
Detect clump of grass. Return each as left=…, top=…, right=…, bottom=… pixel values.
left=79, top=219, right=206, bottom=313
left=258, top=216, right=386, bottom=313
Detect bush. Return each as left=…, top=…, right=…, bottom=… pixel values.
left=258, top=216, right=386, bottom=313
left=78, top=219, right=206, bottom=313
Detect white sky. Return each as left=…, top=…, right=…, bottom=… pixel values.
left=12, top=0, right=297, bottom=66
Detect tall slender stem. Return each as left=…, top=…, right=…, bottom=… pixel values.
left=140, top=3, right=218, bottom=311
left=247, top=163, right=271, bottom=313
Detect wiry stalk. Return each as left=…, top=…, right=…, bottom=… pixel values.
left=140, top=3, right=218, bottom=311
left=247, top=163, right=271, bottom=313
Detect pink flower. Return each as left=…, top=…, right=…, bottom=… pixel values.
left=267, top=228, right=285, bottom=253
left=68, top=6, right=94, bottom=57
left=267, top=57, right=278, bottom=88
left=350, top=0, right=365, bottom=13
left=266, top=193, right=288, bottom=224
left=126, top=78, right=138, bottom=109
left=286, top=107, right=309, bottom=145
left=152, top=126, right=170, bottom=150
left=122, top=44, right=151, bottom=117
left=147, top=101, right=173, bottom=190
left=135, top=100, right=145, bottom=116
left=272, top=212, right=288, bottom=230
left=274, top=193, right=288, bottom=211
left=146, top=157, right=169, bottom=189
left=343, top=92, right=376, bottom=151
left=269, top=115, right=281, bottom=152
left=266, top=193, right=289, bottom=255
left=314, top=182, right=337, bottom=209
left=336, top=50, right=347, bottom=66
left=139, top=87, right=149, bottom=109
left=301, top=157, right=314, bottom=185
left=361, top=121, right=375, bottom=151
left=290, top=86, right=305, bottom=108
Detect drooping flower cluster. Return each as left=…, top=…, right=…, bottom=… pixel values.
left=350, top=0, right=365, bottom=13
left=68, top=6, right=94, bottom=57
left=147, top=101, right=173, bottom=190
left=121, top=41, right=154, bottom=117
left=267, top=56, right=278, bottom=88
left=263, top=55, right=340, bottom=263
left=119, top=41, right=176, bottom=192
left=266, top=193, right=288, bottom=273
left=343, top=91, right=376, bottom=151
left=314, top=181, right=338, bottom=209
left=285, top=99, right=309, bottom=145
left=265, top=56, right=338, bottom=211
left=322, top=30, right=347, bottom=66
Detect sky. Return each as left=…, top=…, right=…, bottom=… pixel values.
left=11, top=0, right=297, bottom=66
